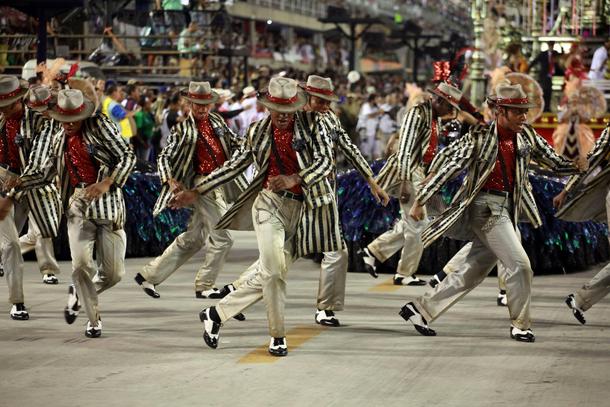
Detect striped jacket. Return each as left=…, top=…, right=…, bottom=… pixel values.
left=21, top=114, right=135, bottom=228
left=319, top=111, right=373, bottom=181
left=194, top=112, right=342, bottom=256
left=556, top=125, right=610, bottom=222
left=4, top=107, right=62, bottom=238
left=153, top=112, right=247, bottom=216
left=417, top=122, right=581, bottom=247
left=376, top=101, right=435, bottom=195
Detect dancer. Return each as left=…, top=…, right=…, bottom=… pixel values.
left=302, top=75, right=388, bottom=326
left=134, top=81, right=246, bottom=299
left=399, top=83, right=586, bottom=342
left=0, top=78, right=61, bottom=320
left=362, top=82, right=463, bottom=286
left=5, top=88, right=135, bottom=337
left=174, top=77, right=339, bottom=356
left=554, top=124, right=610, bottom=325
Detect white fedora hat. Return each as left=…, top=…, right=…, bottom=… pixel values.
left=0, top=75, right=28, bottom=107
left=428, top=82, right=463, bottom=110
left=47, top=89, right=95, bottom=122
left=487, top=83, right=538, bottom=109
left=26, top=85, right=54, bottom=112
left=181, top=81, right=219, bottom=105
left=258, top=77, right=307, bottom=113
left=302, top=75, right=340, bottom=102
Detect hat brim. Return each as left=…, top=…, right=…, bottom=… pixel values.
left=0, top=87, right=28, bottom=107
left=305, top=89, right=340, bottom=103
left=487, top=96, right=538, bottom=109
left=428, top=88, right=461, bottom=110
left=180, top=89, right=219, bottom=105
left=47, top=99, right=96, bottom=122
left=258, top=90, right=308, bottom=113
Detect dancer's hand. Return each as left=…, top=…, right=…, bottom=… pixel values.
left=409, top=201, right=425, bottom=221
left=368, top=179, right=390, bottom=206
left=0, top=197, right=13, bottom=221
left=170, top=190, right=198, bottom=208
left=2, top=177, right=21, bottom=192
left=85, top=178, right=113, bottom=200
left=574, top=156, right=588, bottom=172
left=553, top=190, right=567, bottom=209
left=168, top=178, right=184, bottom=193
left=267, top=174, right=301, bottom=192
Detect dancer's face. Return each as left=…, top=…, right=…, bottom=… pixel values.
left=270, top=110, right=294, bottom=130
left=431, top=95, right=454, bottom=117
left=0, top=100, right=23, bottom=118
left=191, top=102, right=211, bottom=121
left=309, top=96, right=331, bottom=113
left=498, top=107, right=528, bottom=133
left=62, top=120, right=84, bottom=135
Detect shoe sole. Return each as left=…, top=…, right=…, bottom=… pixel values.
left=233, top=313, right=246, bottom=321
left=10, top=314, right=29, bottom=321
left=268, top=349, right=288, bottom=357
left=43, top=280, right=59, bottom=285
left=398, top=305, right=436, bottom=336
left=198, top=310, right=219, bottom=349
left=565, top=296, right=586, bottom=325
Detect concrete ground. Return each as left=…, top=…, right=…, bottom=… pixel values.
left=1, top=231, right=609, bottom=407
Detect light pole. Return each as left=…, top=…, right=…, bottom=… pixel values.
left=469, top=0, right=488, bottom=106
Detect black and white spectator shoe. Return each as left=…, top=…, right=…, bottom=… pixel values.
left=134, top=273, right=160, bottom=298
left=399, top=302, right=436, bottom=336
left=394, top=274, right=427, bottom=286
left=0, top=264, right=4, bottom=277
left=315, top=309, right=340, bottom=327
left=85, top=319, right=102, bottom=338
left=195, top=288, right=223, bottom=299
left=64, top=285, right=80, bottom=324
left=497, top=290, right=508, bottom=307
left=42, top=273, right=59, bottom=284
left=428, top=271, right=447, bottom=288
left=268, top=337, right=288, bottom=357
left=510, top=325, right=535, bottom=342
left=218, top=284, right=237, bottom=298
left=10, top=303, right=29, bottom=320
left=361, top=248, right=378, bottom=278
left=199, top=307, right=221, bottom=349
left=565, top=294, right=586, bottom=325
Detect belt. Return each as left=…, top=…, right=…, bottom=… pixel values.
left=74, top=182, right=91, bottom=189
left=480, top=188, right=511, bottom=198
left=275, top=190, right=304, bottom=202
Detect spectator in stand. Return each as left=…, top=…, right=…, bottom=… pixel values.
left=529, top=41, right=562, bottom=112
left=234, top=85, right=257, bottom=136
left=357, top=93, right=384, bottom=160
left=159, top=91, right=182, bottom=149
left=156, top=0, right=186, bottom=45
left=102, top=83, right=136, bottom=140
left=134, top=95, right=155, bottom=162
left=122, top=83, right=140, bottom=112
left=589, top=40, right=610, bottom=80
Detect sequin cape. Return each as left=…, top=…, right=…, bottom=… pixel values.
left=4, top=107, right=62, bottom=238
left=195, top=112, right=343, bottom=256
left=557, top=125, right=610, bottom=222
left=375, top=101, right=433, bottom=196
left=153, top=112, right=247, bottom=217
left=418, top=122, right=581, bottom=247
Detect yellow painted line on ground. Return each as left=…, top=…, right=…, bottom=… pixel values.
left=238, top=326, right=325, bottom=364
left=368, top=277, right=402, bottom=292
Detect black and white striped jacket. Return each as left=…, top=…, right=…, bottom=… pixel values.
left=5, top=107, right=62, bottom=238
left=557, top=125, right=610, bottom=222
left=417, top=122, right=580, bottom=247
left=320, top=111, right=373, bottom=181
left=375, top=101, right=434, bottom=195
left=194, top=112, right=342, bottom=256
left=153, top=112, right=247, bottom=216
left=21, top=113, right=135, bottom=228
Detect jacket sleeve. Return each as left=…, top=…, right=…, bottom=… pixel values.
left=396, top=105, right=425, bottom=181
left=157, top=122, right=181, bottom=184
left=95, top=115, right=136, bottom=187
left=417, top=132, right=476, bottom=205
left=331, top=113, right=373, bottom=180
left=8, top=119, right=58, bottom=200
left=194, top=120, right=256, bottom=195
left=298, top=113, right=334, bottom=188
left=527, top=125, right=580, bottom=176
left=564, top=125, right=610, bottom=192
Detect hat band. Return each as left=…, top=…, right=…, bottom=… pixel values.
left=496, top=97, right=529, bottom=105
left=0, top=87, right=22, bottom=100
left=266, top=93, right=297, bottom=105
left=57, top=103, right=86, bottom=115
left=188, top=92, right=213, bottom=100
left=305, top=85, right=334, bottom=96
left=435, top=89, right=460, bottom=104
left=29, top=95, right=51, bottom=107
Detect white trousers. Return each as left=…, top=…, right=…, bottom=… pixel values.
left=416, top=193, right=533, bottom=330
left=142, top=189, right=232, bottom=291
left=19, top=216, right=60, bottom=275
left=67, top=190, right=126, bottom=324
left=217, top=189, right=302, bottom=338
